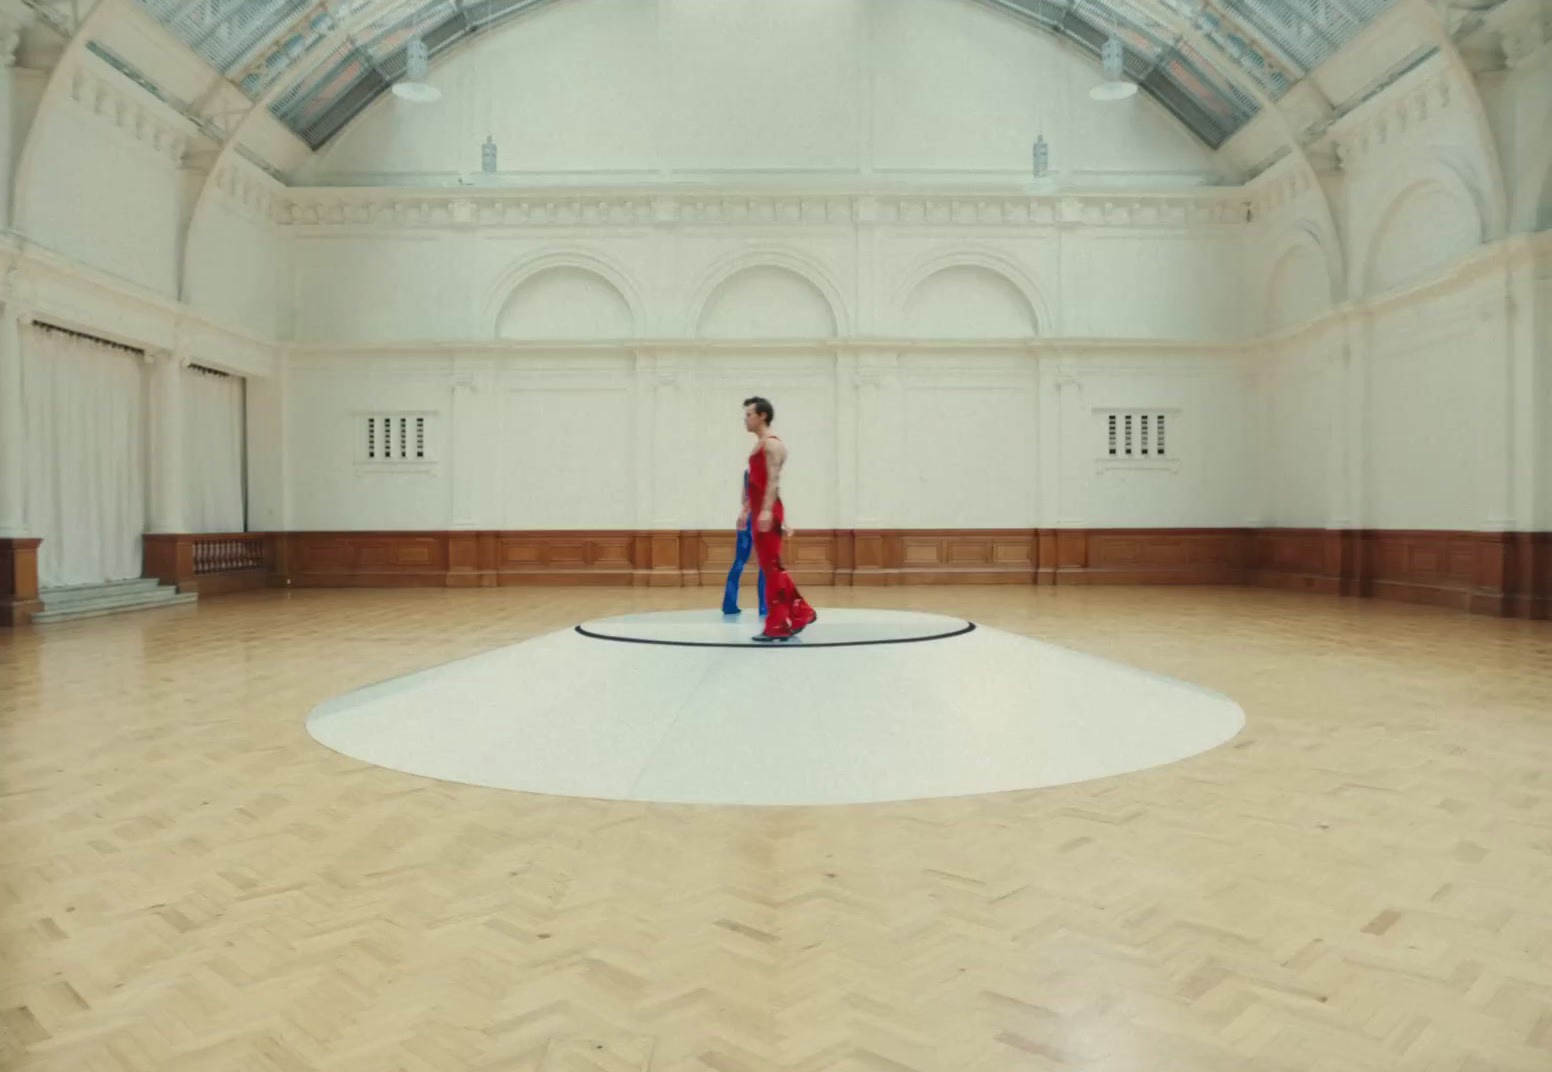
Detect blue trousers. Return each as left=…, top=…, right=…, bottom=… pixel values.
left=722, top=517, right=767, bottom=615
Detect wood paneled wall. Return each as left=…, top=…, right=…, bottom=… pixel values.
left=1251, top=529, right=1551, bottom=618
left=0, top=538, right=43, bottom=626
left=264, top=528, right=1251, bottom=590
left=6, top=528, right=1550, bottom=626
left=146, top=528, right=1550, bottom=620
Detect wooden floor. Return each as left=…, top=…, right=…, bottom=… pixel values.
left=3, top=585, right=1552, bottom=1072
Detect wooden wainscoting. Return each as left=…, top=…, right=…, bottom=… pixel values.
left=491, top=531, right=639, bottom=587
left=0, top=537, right=43, bottom=626
left=1252, top=529, right=1550, bottom=618
left=0, top=525, right=1511, bottom=626
left=1250, top=529, right=1362, bottom=596
left=1044, top=528, right=1250, bottom=585
left=279, top=532, right=455, bottom=588
left=846, top=530, right=1038, bottom=586
left=1505, top=532, right=1552, bottom=619
left=260, top=528, right=1248, bottom=589
left=689, top=529, right=842, bottom=588
left=1367, top=530, right=1487, bottom=612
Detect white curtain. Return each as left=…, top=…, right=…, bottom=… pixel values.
left=23, top=326, right=148, bottom=588
left=183, top=367, right=245, bottom=533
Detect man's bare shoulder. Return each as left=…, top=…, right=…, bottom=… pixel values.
left=765, top=436, right=788, bottom=463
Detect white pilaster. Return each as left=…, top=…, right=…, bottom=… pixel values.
left=0, top=267, right=31, bottom=538
left=147, top=345, right=187, bottom=534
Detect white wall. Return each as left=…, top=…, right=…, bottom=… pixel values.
left=1537, top=264, right=1552, bottom=532
left=284, top=192, right=1248, bottom=345
left=281, top=344, right=1254, bottom=532
left=300, top=0, right=1221, bottom=188
left=1247, top=46, right=1552, bottom=537
left=1256, top=329, right=1335, bottom=529
left=1, top=67, right=46, bottom=232
left=183, top=162, right=293, bottom=342
left=5, top=0, right=1550, bottom=544
left=1048, top=353, right=1253, bottom=529
left=1251, top=256, right=1541, bottom=534
left=274, top=29, right=1552, bottom=538
left=1362, top=282, right=1499, bottom=530
left=15, top=55, right=193, bottom=298
left=285, top=357, right=455, bottom=530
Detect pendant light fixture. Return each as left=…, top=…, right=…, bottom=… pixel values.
left=393, top=26, right=440, bottom=101
left=1090, top=27, right=1138, bottom=101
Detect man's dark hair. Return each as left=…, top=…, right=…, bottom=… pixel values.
left=744, top=396, right=774, bottom=425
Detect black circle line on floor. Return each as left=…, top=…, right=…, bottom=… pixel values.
left=573, top=621, right=978, bottom=649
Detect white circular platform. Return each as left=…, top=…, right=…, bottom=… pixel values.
left=577, top=607, right=973, bottom=647
left=306, top=609, right=1245, bottom=806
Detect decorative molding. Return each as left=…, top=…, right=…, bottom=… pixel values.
left=66, top=62, right=191, bottom=165
left=0, top=236, right=279, bottom=378
left=1496, top=0, right=1552, bottom=68
left=275, top=189, right=1254, bottom=231
left=676, top=196, right=855, bottom=226
left=0, top=263, right=36, bottom=323
left=278, top=195, right=660, bottom=228
left=1254, top=232, right=1534, bottom=348
left=289, top=336, right=1247, bottom=359
left=209, top=160, right=287, bottom=225
left=1327, top=66, right=1456, bottom=171
left=1246, top=156, right=1323, bottom=220
left=0, top=13, right=25, bottom=67
left=876, top=194, right=1247, bottom=228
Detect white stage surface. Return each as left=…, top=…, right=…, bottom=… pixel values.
left=307, top=608, right=1244, bottom=805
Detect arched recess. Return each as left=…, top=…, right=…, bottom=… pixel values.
left=1411, top=5, right=1510, bottom=244
left=1510, top=112, right=1552, bottom=233
left=1264, top=227, right=1335, bottom=334
left=901, top=263, right=1040, bottom=339
left=891, top=249, right=1049, bottom=336
left=689, top=251, right=846, bottom=339
left=8, top=0, right=122, bottom=230
left=1354, top=159, right=1485, bottom=298
left=485, top=252, right=643, bottom=339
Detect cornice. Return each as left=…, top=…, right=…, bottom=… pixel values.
left=273, top=188, right=1253, bottom=230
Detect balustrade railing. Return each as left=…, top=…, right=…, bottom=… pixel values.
left=191, top=534, right=268, bottom=574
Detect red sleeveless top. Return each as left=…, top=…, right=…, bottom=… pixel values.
left=747, top=435, right=782, bottom=516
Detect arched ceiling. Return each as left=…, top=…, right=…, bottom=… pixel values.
left=121, top=0, right=1407, bottom=151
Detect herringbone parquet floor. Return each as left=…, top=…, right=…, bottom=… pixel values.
left=2, top=585, right=1551, bottom=1072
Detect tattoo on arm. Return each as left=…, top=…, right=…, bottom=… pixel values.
left=762, top=441, right=783, bottom=511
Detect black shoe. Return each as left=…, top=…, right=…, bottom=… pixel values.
left=752, top=633, right=793, bottom=643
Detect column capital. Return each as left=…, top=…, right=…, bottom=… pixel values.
left=0, top=15, right=24, bottom=69
left=148, top=340, right=188, bottom=534
left=1, top=265, right=36, bottom=325
left=149, top=347, right=191, bottom=369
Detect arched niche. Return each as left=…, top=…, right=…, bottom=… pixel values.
left=1265, top=241, right=1333, bottom=334
left=1363, top=178, right=1482, bottom=296
left=695, top=265, right=838, bottom=339
left=903, top=264, right=1038, bottom=339
left=496, top=266, right=635, bottom=339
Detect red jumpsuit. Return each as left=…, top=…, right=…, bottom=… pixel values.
left=748, top=435, right=816, bottom=638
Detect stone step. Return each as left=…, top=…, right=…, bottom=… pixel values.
left=39, top=577, right=163, bottom=607
left=33, top=584, right=196, bottom=624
